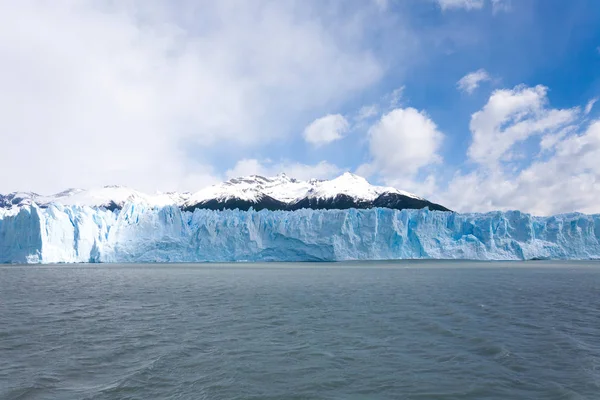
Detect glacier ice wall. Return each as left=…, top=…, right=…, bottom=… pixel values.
left=1, top=203, right=599, bottom=263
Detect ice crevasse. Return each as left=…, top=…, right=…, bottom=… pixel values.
left=1, top=203, right=599, bottom=263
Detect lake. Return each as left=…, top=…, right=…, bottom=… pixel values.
left=1, top=261, right=599, bottom=399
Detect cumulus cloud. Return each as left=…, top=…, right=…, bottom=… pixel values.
left=442, top=121, right=600, bottom=215
left=468, top=85, right=578, bottom=167
left=361, top=108, right=444, bottom=184
left=438, top=85, right=600, bottom=215
left=354, top=83, right=598, bottom=216
left=0, top=0, right=382, bottom=194
left=226, top=159, right=342, bottom=181
left=303, top=114, right=350, bottom=146
left=513, top=121, right=600, bottom=215
left=457, top=69, right=490, bottom=94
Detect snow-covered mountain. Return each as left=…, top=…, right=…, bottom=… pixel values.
left=183, top=172, right=450, bottom=212
left=0, top=173, right=449, bottom=212
left=0, top=186, right=191, bottom=210
left=0, top=192, right=38, bottom=208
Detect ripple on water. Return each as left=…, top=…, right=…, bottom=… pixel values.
left=0, top=262, right=599, bottom=400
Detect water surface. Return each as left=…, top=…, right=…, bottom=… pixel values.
left=1, top=261, right=599, bottom=399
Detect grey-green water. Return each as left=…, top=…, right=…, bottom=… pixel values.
left=1, top=261, right=599, bottom=399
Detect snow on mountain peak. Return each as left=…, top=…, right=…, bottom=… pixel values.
left=2, top=172, right=426, bottom=211
left=1, top=186, right=191, bottom=210
left=330, top=172, right=370, bottom=188
left=338, top=171, right=365, bottom=180
left=53, top=188, right=85, bottom=197
left=187, top=176, right=266, bottom=204
left=184, top=172, right=423, bottom=207
left=275, top=172, right=297, bottom=183
left=304, top=172, right=423, bottom=202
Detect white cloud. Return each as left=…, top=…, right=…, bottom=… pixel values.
left=468, top=85, right=578, bottom=167
left=436, top=85, right=600, bottom=215
left=585, top=98, right=598, bottom=115
left=0, top=0, right=382, bottom=194
left=437, top=0, right=485, bottom=11
left=443, top=120, right=600, bottom=215
left=457, top=69, right=490, bottom=94
left=352, top=83, right=600, bottom=216
left=365, top=108, right=444, bottom=177
left=539, top=126, right=575, bottom=152
left=226, top=159, right=341, bottom=181
left=303, top=114, right=350, bottom=146
left=513, top=121, right=600, bottom=215
left=350, top=83, right=600, bottom=216
left=356, top=105, right=380, bottom=122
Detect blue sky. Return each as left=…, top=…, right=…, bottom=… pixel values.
left=1, top=0, right=599, bottom=215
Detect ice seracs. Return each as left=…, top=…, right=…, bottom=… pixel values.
left=1, top=205, right=599, bottom=263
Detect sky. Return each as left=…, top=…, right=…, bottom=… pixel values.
left=1, top=0, right=599, bottom=216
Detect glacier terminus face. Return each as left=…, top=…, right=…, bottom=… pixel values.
left=1, top=203, right=599, bottom=263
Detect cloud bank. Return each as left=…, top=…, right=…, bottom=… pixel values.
left=0, top=0, right=382, bottom=193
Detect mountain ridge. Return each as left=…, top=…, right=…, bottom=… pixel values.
left=0, top=172, right=450, bottom=212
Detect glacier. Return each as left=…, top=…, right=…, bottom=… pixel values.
left=1, top=203, right=599, bottom=263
